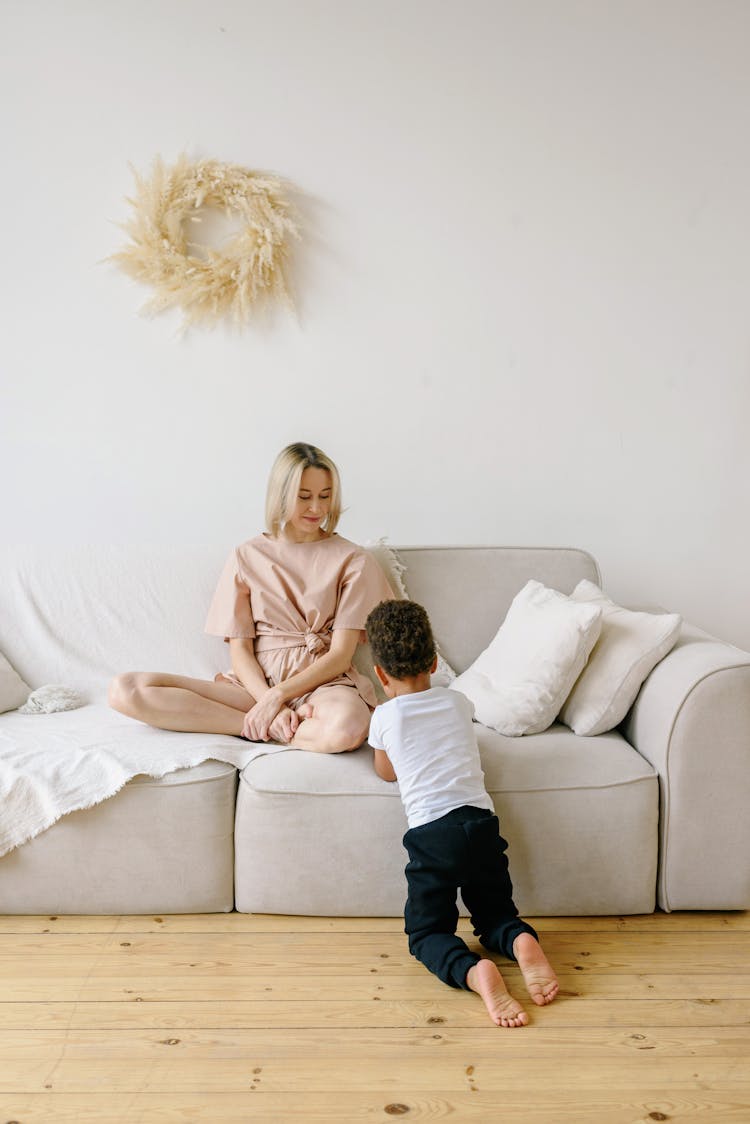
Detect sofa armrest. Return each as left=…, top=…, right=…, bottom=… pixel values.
left=621, top=623, right=750, bottom=912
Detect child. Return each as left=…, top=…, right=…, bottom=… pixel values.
left=365, top=599, right=559, bottom=1027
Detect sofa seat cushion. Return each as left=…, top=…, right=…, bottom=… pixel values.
left=0, top=701, right=239, bottom=913
left=476, top=724, right=658, bottom=916
left=0, top=757, right=237, bottom=914
left=234, top=724, right=658, bottom=916
left=476, top=722, right=657, bottom=790
left=0, top=699, right=255, bottom=852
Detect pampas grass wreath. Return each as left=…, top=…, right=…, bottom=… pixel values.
left=110, top=155, right=300, bottom=329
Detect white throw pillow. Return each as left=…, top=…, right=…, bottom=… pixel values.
left=0, top=651, right=31, bottom=713
left=449, top=580, right=602, bottom=737
left=560, top=580, right=682, bottom=736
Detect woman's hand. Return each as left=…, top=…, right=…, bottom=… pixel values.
left=267, top=706, right=300, bottom=745
left=242, top=689, right=290, bottom=742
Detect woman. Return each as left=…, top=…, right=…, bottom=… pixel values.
left=108, top=443, right=393, bottom=752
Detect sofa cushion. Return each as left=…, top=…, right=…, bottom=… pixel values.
left=0, top=757, right=237, bottom=913
left=449, top=580, right=602, bottom=736
left=0, top=699, right=253, bottom=859
left=234, top=724, right=658, bottom=916
left=560, top=580, right=682, bottom=736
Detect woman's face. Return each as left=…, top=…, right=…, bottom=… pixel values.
left=284, top=467, right=333, bottom=541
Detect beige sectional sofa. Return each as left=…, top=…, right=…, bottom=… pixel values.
left=1, top=544, right=748, bottom=916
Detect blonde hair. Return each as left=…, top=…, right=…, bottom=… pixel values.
left=265, top=443, right=342, bottom=537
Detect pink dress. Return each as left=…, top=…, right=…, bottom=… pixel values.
left=204, top=534, right=393, bottom=709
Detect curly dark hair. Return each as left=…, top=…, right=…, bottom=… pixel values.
left=365, top=599, right=436, bottom=680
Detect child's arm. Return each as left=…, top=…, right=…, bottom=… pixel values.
left=369, top=705, right=397, bottom=781
left=373, top=748, right=397, bottom=782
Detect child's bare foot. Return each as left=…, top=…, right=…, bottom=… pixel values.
left=513, top=932, right=559, bottom=1006
left=296, top=702, right=314, bottom=721
left=466, top=959, right=528, bottom=1027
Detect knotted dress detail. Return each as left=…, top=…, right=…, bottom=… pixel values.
left=204, top=533, right=393, bottom=709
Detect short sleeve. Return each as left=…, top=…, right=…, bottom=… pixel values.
left=333, top=550, right=394, bottom=631
left=204, top=549, right=256, bottom=641
left=368, top=707, right=385, bottom=750
left=457, top=689, right=476, bottom=723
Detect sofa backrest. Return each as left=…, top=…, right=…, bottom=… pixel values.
left=0, top=545, right=229, bottom=691
left=0, top=544, right=600, bottom=691
left=397, top=546, right=601, bottom=672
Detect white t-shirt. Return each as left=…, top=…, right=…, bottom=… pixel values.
left=368, top=686, right=494, bottom=829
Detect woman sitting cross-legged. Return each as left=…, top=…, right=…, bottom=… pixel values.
left=108, top=442, right=393, bottom=753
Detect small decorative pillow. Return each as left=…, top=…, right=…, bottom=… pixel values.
left=357, top=539, right=457, bottom=701
left=560, top=580, right=681, bottom=736
left=19, top=685, right=86, bottom=714
left=449, top=580, right=602, bottom=736
left=0, top=651, right=30, bottom=713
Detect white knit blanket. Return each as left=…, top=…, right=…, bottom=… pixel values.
left=0, top=542, right=448, bottom=858
left=0, top=701, right=287, bottom=857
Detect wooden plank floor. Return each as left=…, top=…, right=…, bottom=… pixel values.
left=0, top=912, right=748, bottom=1122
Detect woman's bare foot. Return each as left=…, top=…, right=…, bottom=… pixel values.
left=466, top=959, right=528, bottom=1027
left=513, top=932, right=559, bottom=1006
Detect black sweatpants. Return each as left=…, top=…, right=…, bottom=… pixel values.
left=402, top=805, right=538, bottom=990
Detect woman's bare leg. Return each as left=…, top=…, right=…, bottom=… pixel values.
left=292, top=686, right=370, bottom=753
left=108, top=672, right=254, bottom=735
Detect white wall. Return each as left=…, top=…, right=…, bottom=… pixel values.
left=3, top=0, right=749, bottom=647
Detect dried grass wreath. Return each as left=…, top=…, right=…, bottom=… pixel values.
left=110, top=155, right=300, bottom=329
